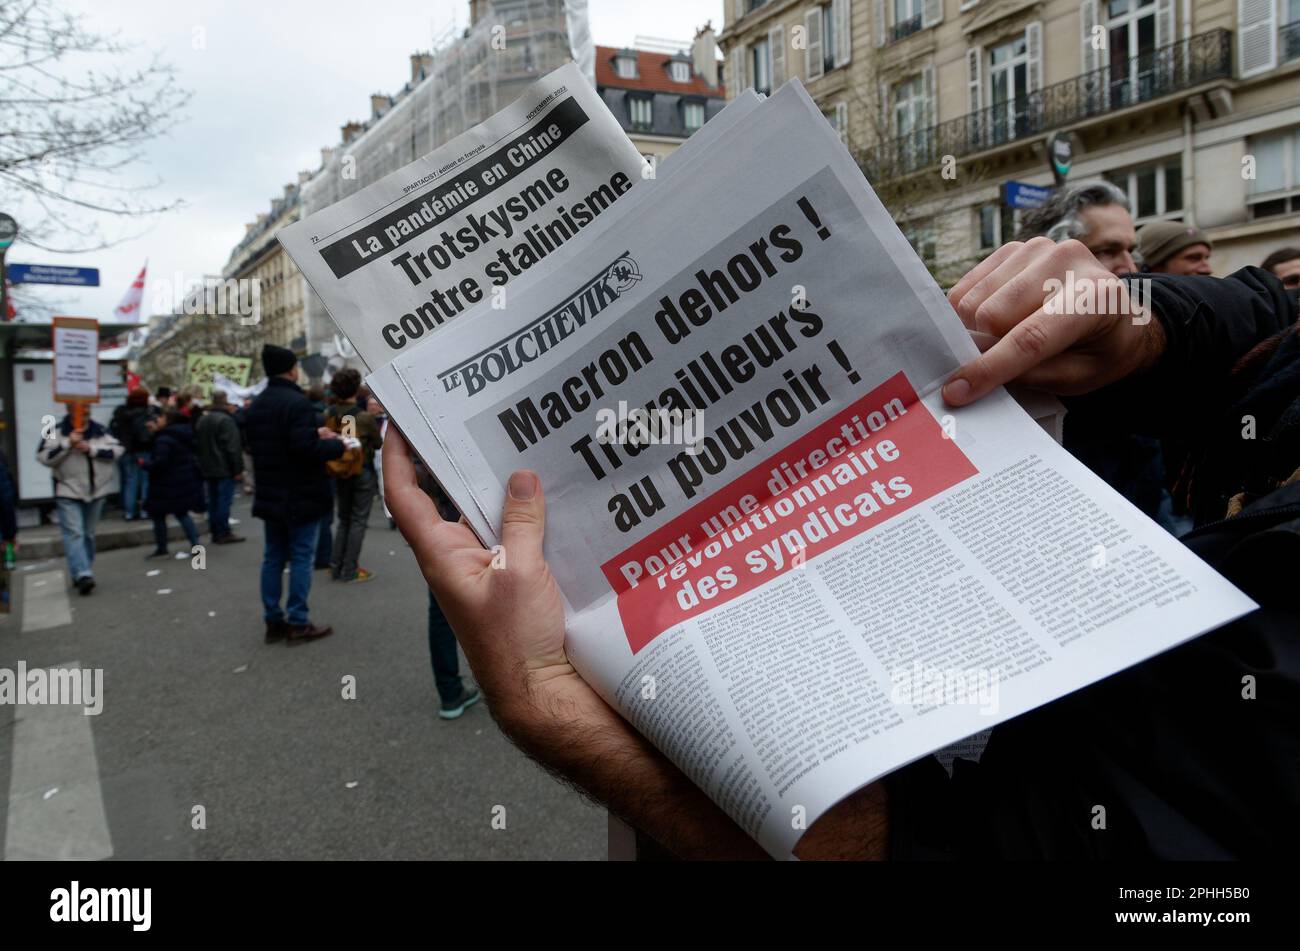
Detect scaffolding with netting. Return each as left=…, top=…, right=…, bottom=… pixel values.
left=300, top=0, right=591, bottom=360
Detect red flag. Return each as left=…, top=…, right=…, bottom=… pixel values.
left=114, top=262, right=147, bottom=323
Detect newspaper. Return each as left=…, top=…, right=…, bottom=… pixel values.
left=279, top=63, right=648, bottom=371
left=369, top=87, right=769, bottom=540
left=365, top=80, right=1255, bottom=858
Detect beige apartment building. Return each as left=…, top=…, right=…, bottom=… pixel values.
left=224, top=175, right=312, bottom=353
left=721, top=0, right=1300, bottom=282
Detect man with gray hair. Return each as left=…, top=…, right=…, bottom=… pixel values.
left=1015, top=180, right=1137, bottom=276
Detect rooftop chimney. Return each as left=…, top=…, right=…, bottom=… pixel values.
left=693, top=22, right=718, bottom=88
left=370, top=93, right=390, bottom=119
left=320, top=146, right=334, bottom=167
left=410, top=51, right=434, bottom=83
left=283, top=183, right=295, bottom=200
left=469, top=0, right=490, bottom=26
left=340, top=121, right=363, bottom=144
left=298, top=169, right=313, bottom=185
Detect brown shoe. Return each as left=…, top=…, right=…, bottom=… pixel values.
left=286, top=622, right=333, bottom=645
left=265, top=619, right=289, bottom=644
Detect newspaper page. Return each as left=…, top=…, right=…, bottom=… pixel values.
left=279, top=62, right=647, bottom=370
left=373, top=81, right=1257, bottom=858
left=371, top=88, right=768, bottom=541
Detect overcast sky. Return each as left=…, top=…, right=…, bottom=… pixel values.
left=11, top=0, right=722, bottom=322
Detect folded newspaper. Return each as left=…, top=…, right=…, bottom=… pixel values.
left=283, top=69, right=1255, bottom=858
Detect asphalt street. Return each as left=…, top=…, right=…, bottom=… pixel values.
left=0, top=494, right=606, bottom=860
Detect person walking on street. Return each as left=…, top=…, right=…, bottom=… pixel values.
left=307, top=382, right=334, bottom=570
left=110, top=387, right=154, bottom=520
left=1, top=450, right=19, bottom=569
left=325, top=368, right=382, bottom=584
left=244, top=345, right=346, bottom=644
left=142, top=411, right=204, bottom=559
left=37, top=413, right=123, bottom=595
left=195, top=389, right=245, bottom=544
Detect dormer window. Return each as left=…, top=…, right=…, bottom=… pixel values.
left=616, top=55, right=638, bottom=79
left=670, top=60, right=690, bottom=82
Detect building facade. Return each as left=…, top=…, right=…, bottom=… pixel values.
left=595, top=30, right=728, bottom=170
left=721, top=0, right=1300, bottom=282
left=223, top=173, right=312, bottom=354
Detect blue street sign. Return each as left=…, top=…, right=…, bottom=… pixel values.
left=6, top=263, right=101, bottom=286
left=1003, top=181, right=1052, bottom=210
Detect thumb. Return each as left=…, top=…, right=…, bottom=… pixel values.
left=500, top=470, right=545, bottom=568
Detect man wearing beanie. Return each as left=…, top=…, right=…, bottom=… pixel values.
left=243, top=344, right=347, bottom=644
left=1136, top=221, right=1213, bottom=276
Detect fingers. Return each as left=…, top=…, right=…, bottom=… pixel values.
left=947, top=240, right=1024, bottom=324
left=500, top=470, right=545, bottom=570
left=382, top=425, right=445, bottom=560
left=951, top=237, right=1057, bottom=330
left=943, top=306, right=1088, bottom=406
left=966, top=240, right=1088, bottom=337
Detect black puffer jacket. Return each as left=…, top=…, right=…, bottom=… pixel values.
left=243, top=376, right=344, bottom=525
left=143, top=425, right=205, bottom=518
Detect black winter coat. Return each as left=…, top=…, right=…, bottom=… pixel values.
left=243, top=377, right=344, bottom=525
left=889, top=268, right=1300, bottom=859
left=143, top=425, right=205, bottom=518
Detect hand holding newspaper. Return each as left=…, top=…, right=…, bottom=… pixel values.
left=285, top=71, right=1254, bottom=858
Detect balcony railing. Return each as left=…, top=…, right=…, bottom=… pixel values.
left=891, top=14, right=923, bottom=43
left=870, top=28, right=1233, bottom=179
left=1283, top=21, right=1300, bottom=64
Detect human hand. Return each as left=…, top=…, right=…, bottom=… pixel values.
left=382, top=425, right=610, bottom=732
left=942, top=237, right=1166, bottom=406
left=70, top=432, right=90, bottom=454
left=317, top=426, right=339, bottom=440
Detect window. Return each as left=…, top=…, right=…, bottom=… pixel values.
left=892, top=0, right=923, bottom=42
left=670, top=61, right=691, bottom=83
left=1287, top=0, right=1300, bottom=64
left=893, top=75, right=924, bottom=137
left=616, top=55, right=638, bottom=79
left=1104, top=159, right=1183, bottom=222
left=629, top=97, right=653, bottom=130
left=978, top=203, right=1016, bottom=251
left=684, top=101, right=705, bottom=132
left=903, top=221, right=937, bottom=265
left=750, top=39, right=772, bottom=94
left=1245, top=127, right=1300, bottom=219
left=821, top=4, right=837, bottom=74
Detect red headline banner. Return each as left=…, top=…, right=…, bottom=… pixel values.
left=601, top=372, right=978, bottom=653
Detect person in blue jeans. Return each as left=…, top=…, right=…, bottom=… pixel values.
left=37, top=414, right=124, bottom=595
left=110, top=388, right=154, bottom=520
left=242, top=345, right=345, bottom=644
left=194, top=389, right=245, bottom=544
left=142, top=412, right=204, bottom=559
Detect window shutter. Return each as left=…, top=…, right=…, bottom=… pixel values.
left=1080, top=0, right=1099, bottom=73
left=732, top=0, right=746, bottom=27
left=966, top=46, right=982, bottom=112
left=923, top=0, right=944, bottom=29
left=834, top=0, right=853, bottom=67
left=770, top=26, right=785, bottom=87
left=1238, top=0, right=1277, bottom=78
left=879, top=81, right=890, bottom=135
left=875, top=0, right=886, bottom=48
left=1026, top=21, right=1043, bottom=93
left=835, top=101, right=849, bottom=144
left=731, top=46, right=746, bottom=93
left=806, top=8, right=825, bottom=80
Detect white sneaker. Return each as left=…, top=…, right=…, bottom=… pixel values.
left=174, top=551, right=189, bottom=560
